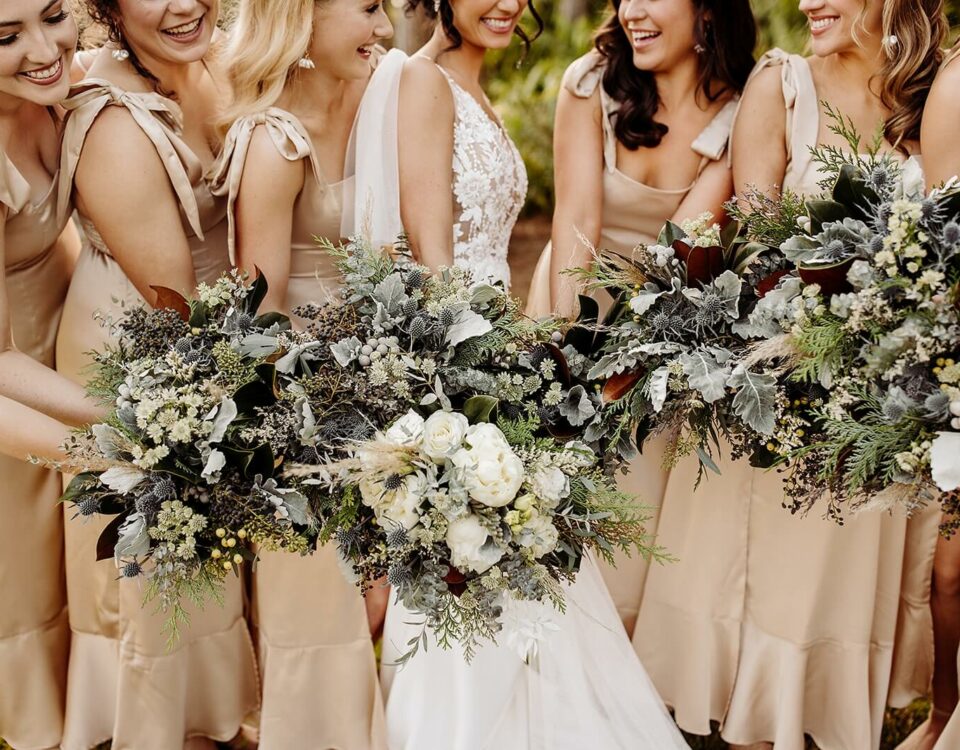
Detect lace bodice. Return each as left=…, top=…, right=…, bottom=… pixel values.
left=440, top=69, right=527, bottom=290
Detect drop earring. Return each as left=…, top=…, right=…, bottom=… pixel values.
left=694, top=43, right=706, bottom=54
left=298, top=55, right=316, bottom=70
left=112, top=46, right=130, bottom=62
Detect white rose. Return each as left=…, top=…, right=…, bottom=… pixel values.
left=464, top=422, right=510, bottom=450
left=529, top=464, right=569, bottom=506
left=518, top=512, right=559, bottom=559
left=377, top=473, right=427, bottom=531
left=422, top=411, right=470, bottom=463
left=452, top=445, right=525, bottom=508
left=385, top=410, right=425, bottom=447
left=446, top=515, right=503, bottom=573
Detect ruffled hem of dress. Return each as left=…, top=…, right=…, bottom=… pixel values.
left=0, top=606, right=69, bottom=750
left=633, top=599, right=740, bottom=737
left=60, top=616, right=259, bottom=750
left=719, top=620, right=893, bottom=750
left=251, top=634, right=386, bottom=750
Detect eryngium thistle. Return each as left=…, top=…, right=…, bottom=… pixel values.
left=121, top=561, right=143, bottom=578
left=386, top=526, right=408, bottom=547
left=76, top=497, right=100, bottom=517
left=439, top=307, right=457, bottom=327
left=384, top=473, right=404, bottom=491
left=406, top=268, right=425, bottom=288
left=402, top=298, right=419, bottom=317
left=387, top=563, right=413, bottom=588
left=335, top=526, right=361, bottom=552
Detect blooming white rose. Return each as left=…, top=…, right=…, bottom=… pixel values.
left=517, top=512, right=559, bottom=559
left=421, top=410, right=469, bottom=463
left=446, top=515, right=503, bottom=573
left=385, top=410, right=425, bottom=447
left=529, top=464, right=569, bottom=506
left=452, top=430, right=525, bottom=507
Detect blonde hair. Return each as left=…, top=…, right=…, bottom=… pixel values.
left=218, top=0, right=318, bottom=134
left=878, top=0, right=947, bottom=150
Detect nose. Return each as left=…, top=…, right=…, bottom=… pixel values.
left=798, top=0, right=825, bottom=12
left=167, top=0, right=200, bottom=16
left=376, top=7, right=394, bottom=40
left=24, top=27, right=62, bottom=68
left=496, top=0, right=522, bottom=15
left=620, top=0, right=648, bottom=22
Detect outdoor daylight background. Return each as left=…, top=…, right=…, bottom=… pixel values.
left=27, top=2, right=958, bottom=749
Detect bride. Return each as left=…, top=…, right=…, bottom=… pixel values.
left=345, top=1, right=689, bottom=748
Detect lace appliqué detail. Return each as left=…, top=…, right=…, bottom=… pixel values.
left=442, top=72, right=527, bottom=291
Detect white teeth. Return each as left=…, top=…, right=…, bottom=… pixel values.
left=631, top=30, right=660, bottom=45
left=164, top=17, right=201, bottom=35
left=22, top=59, right=61, bottom=80
left=482, top=17, right=512, bottom=31
left=810, top=17, right=838, bottom=30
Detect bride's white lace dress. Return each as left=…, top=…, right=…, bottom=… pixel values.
left=346, top=49, right=689, bottom=750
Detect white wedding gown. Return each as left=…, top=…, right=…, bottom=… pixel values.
left=345, top=49, right=689, bottom=750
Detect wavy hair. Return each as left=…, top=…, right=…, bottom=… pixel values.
left=82, top=0, right=167, bottom=94
left=877, top=0, right=947, bottom=150
left=217, top=0, right=316, bottom=134
left=594, top=0, right=756, bottom=150
left=405, top=0, right=544, bottom=58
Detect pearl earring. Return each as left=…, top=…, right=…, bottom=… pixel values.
left=298, top=55, right=315, bottom=70
left=694, top=43, right=706, bottom=54
left=112, top=47, right=130, bottom=62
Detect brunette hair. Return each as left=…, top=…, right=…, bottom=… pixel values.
left=594, top=0, right=756, bottom=150
left=405, top=0, right=544, bottom=58
left=878, top=0, right=947, bottom=150
left=83, top=0, right=167, bottom=93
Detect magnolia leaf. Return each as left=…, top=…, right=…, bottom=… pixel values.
left=728, top=365, right=777, bottom=435
left=931, top=432, right=960, bottom=491
left=602, top=371, right=642, bottom=404
left=96, top=514, right=125, bottom=561
left=150, top=285, right=190, bottom=321
left=680, top=349, right=732, bottom=404
left=464, top=395, right=498, bottom=424
left=99, top=466, right=146, bottom=494
left=114, top=512, right=150, bottom=560
left=276, top=341, right=323, bottom=373
left=444, top=308, right=493, bottom=347
left=647, top=365, right=671, bottom=412
left=469, top=284, right=501, bottom=305
left=238, top=332, right=281, bottom=359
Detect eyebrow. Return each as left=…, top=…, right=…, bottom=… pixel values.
left=0, top=0, right=59, bottom=29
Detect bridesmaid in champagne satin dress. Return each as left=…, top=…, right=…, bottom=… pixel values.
left=526, top=0, right=755, bottom=634
left=209, top=1, right=394, bottom=747
left=53, top=1, right=258, bottom=748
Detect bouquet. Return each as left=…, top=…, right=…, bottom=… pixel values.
left=62, top=272, right=325, bottom=637
left=731, top=117, right=960, bottom=523
left=572, top=213, right=792, bottom=478
left=295, top=240, right=658, bottom=661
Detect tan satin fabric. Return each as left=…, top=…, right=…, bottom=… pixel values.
left=210, top=109, right=385, bottom=750
left=634, top=50, right=938, bottom=750
left=525, top=52, right=737, bottom=629
left=54, top=80, right=259, bottom=750
left=0, top=147, right=72, bottom=749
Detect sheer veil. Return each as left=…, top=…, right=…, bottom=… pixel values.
left=341, top=48, right=408, bottom=247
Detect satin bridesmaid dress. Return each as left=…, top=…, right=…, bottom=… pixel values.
left=632, top=50, right=939, bottom=750
left=54, top=80, right=259, bottom=750
left=210, top=107, right=386, bottom=750
left=0, top=119, right=72, bottom=750
left=526, top=51, right=738, bottom=631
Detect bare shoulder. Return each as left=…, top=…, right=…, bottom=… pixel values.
left=80, top=105, right=161, bottom=169
left=739, top=63, right=784, bottom=113
left=240, top=124, right=304, bottom=196
left=927, top=56, right=960, bottom=111
left=400, top=56, right=454, bottom=113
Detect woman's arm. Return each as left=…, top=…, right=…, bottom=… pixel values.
left=398, top=57, right=456, bottom=272
left=921, top=57, right=960, bottom=191
left=73, top=106, right=198, bottom=305
left=731, top=65, right=788, bottom=202
left=549, top=85, right=604, bottom=319
left=671, top=158, right=735, bottom=226
left=0, top=212, right=102, bottom=431
left=0, top=393, right=73, bottom=462
left=232, top=127, right=304, bottom=314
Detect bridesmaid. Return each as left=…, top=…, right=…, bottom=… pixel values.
left=908, top=42, right=960, bottom=750
left=209, top=1, right=393, bottom=747
left=527, top=0, right=756, bottom=631
left=642, top=1, right=944, bottom=748
left=0, top=2, right=96, bottom=746
left=54, top=1, right=259, bottom=748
